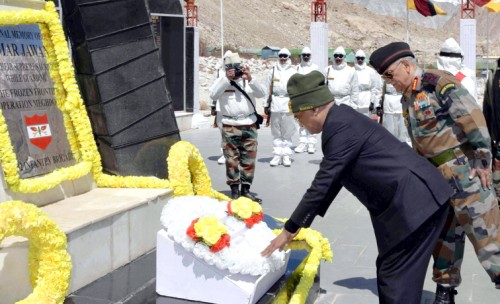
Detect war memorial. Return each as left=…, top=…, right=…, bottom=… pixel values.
left=0, top=0, right=331, bottom=303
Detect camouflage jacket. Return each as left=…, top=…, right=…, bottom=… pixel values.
left=402, top=68, right=492, bottom=169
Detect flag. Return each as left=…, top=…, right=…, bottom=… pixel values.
left=485, top=0, right=500, bottom=12
left=407, top=0, right=447, bottom=17
left=470, top=0, right=491, bottom=6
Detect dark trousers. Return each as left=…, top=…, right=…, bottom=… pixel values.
left=376, top=204, right=448, bottom=304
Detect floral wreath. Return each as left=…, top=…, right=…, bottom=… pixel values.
left=0, top=201, right=71, bottom=303
left=227, top=197, right=264, bottom=228
left=186, top=216, right=230, bottom=253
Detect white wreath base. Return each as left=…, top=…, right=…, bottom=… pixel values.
left=160, top=195, right=286, bottom=276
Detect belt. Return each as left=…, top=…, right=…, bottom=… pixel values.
left=222, top=113, right=252, bottom=120
left=427, top=142, right=473, bottom=167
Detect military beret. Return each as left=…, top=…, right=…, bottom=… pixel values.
left=287, top=71, right=334, bottom=113
left=369, top=42, right=415, bottom=74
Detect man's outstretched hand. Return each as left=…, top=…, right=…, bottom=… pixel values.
left=261, top=229, right=300, bottom=257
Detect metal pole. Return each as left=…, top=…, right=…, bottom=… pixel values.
left=406, top=1, right=409, bottom=43
left=486, top=11, right=490, bottom=71
left=220, top=0, right=224, bottom=61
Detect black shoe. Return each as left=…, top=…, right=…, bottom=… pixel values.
left=240, top=184, right=262, bottom=203
left=495, top=276, right=500, bottom=289
left=433, top=285, right=457, bottom=304
left=230, top=185, right=240, bottom=200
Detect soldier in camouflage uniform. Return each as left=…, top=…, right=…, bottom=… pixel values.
left=209, top=52, right=266, bottom=202
left=370, top=42, right=500, bottom=303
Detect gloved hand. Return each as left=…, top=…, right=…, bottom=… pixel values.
left=376, top=106, right=383, bottom=117
left=210, top=105, right=217, bottom=116
left=369, top=102, right=374, bottom=112
left=264, top=107, right=270, bottom=116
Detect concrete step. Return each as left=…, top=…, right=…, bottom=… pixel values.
left=0, top=187, right=172, bottom=303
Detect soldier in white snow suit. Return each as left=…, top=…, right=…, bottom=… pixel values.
left=324, top=46, right=359, bottom=110
left=354, top=49, right=382, bottom=116
left=295, top=46, right=319, bottom=154
left=378, top=82, right=410, bottom=144
left=264, top=48, right=297, bottom=167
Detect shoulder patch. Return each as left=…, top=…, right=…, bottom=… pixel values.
left=438, top=83, right=456, bottom=98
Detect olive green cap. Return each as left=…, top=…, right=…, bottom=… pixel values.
left=287, top=71, right=334, bottom=113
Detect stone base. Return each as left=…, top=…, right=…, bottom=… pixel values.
left=0, top=187, right=172, bottom=303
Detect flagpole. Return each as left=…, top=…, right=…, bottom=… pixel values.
left=486, top=10, right=490, bottom=71
left=220, top=0, right=224, bottom=61
left=406, top=0, right=409, bottom=43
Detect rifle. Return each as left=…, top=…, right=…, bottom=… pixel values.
left=212, top=68, right=220, bottom=128
left=378, top=81, right=386, bottom=125
left=265, top=67, right=274, bottom=127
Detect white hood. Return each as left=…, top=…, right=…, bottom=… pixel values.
left=437, top=38, right=464, bottom=74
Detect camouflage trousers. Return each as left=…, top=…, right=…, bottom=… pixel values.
left=222, top=124, right=258, bottom=186
left=432, top=156, right=500, bottom=287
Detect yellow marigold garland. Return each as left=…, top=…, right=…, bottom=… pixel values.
left=0, top=200, right=71, bottom=304
left=167, top=141, right=229, bottom=200
left=272, top=227, right=333, bottom=304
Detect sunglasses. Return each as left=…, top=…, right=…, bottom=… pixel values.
left=278, top=54, right=289, bottom=58
left=381, top=61, right=403, bottom=80
left=356, top=57, right=365, bottom=61
left=333, top=54, right=344, bottom=59
left=302, top=54, right=311, bottom=57
left=225, top=63, right=241, bottom=70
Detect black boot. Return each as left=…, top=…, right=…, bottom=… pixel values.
left=230, top=184, right=240, bottom=199
left=240, top=184, right=262, bottom=203
left=433, top=285, right=457, bottom=304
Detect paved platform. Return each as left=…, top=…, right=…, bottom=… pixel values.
left=181, top=125, right=499, bottom=304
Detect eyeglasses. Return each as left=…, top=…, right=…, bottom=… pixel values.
left=356, top=57, right=365, bottom=61
left=302, top=54, right=311, bottom=57
left=278, top=54, right=289, bottom=58
left=225, top=63, right=240, bottom=70
left=381, top=61, right=403, bottom=80
left=333, top=54, right=344, bottom=59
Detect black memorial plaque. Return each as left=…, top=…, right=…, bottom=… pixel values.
left=0, top=24, right=76, bottom=179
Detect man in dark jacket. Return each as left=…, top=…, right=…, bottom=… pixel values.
left=262, top=70, right=452, bottom=303
left=483, top=57, right=500, bottom=200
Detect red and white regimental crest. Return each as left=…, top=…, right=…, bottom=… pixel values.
left=24, top=113, right=52, bottom=150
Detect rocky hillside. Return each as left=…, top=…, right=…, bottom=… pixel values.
left=197, top=0, right=500, bottom=57
left=196, top=0, right=496, bottom=110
